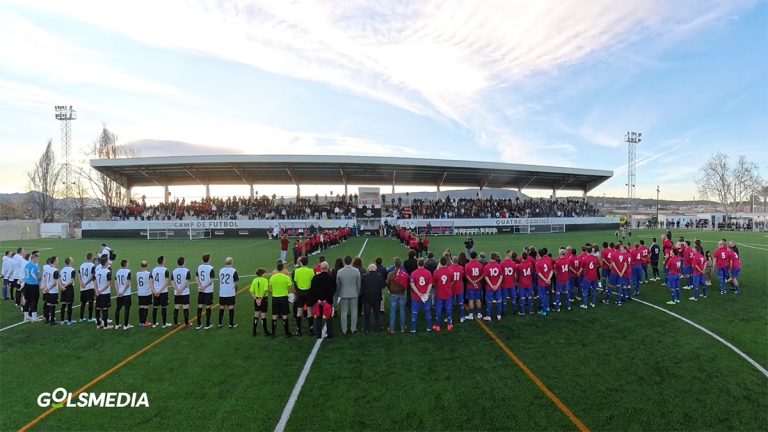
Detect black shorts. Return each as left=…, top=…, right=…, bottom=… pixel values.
left=153, top=292, right=169, bottom=307
left=10, top=280, right=20, bottom=290
left=219, top=296, right=235, bottom=306
left=117, top=296, right=132, bottom=307
left=96, top=293, right=111, bottom=309
left=138, top=295, right=152, bottom=306
left=61, top=285, right=75, bottom=303
left=254, top=298, right=269, bottom=313
left=295, top=289, right=309, bottom=309
left=197, top=292, right=213, bottom=306
left=272, top=296, right=289, bottom=316
left=174, top=294, right=190, bottom=305
left=80, top=289, right=95, bottom=303
left=44, top=292, right=59, bottom=305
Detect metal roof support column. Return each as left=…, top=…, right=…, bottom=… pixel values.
left=552, top=187, right=556, bottom=200
left=583, top=190, right=587, bottom=202
left=250, top=185, right=255, bottom=200
left=164, top=185, right=170, bottom=204
left=436, top=184, right=440, bottom=200
left=205, top=184, right=211, bottom=199
left=126, top=187, right=132, bottom=205
left=296, top=184, right=301, bottom=202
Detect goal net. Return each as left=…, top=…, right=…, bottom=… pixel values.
left=146, top=228, right=212, bottom=240
left=189, top=229, right=211, bottom=240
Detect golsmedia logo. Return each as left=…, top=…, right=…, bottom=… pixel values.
left=37, top=388, right=149, bottom=408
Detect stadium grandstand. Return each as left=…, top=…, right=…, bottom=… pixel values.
left=87, top=154, right=617, bottom=238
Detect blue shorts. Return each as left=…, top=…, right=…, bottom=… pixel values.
left=503, top=286, right=516, bottom=298
left=683, top=266, right=692, bottom=276
left=485, top=289, right=502, bottom=303
left=519, top=287, right=532, bottom=298
left=717, top=268, right=729, bottom=280
left=569, top=277, right=577, bottom=289
left=435, top=298, right=453, bottom=311
left=668, top=275, right=680, bottom=289
left=617, top=277, right=630, bottom=286
left=582, top=279, right=598, bottom=290
left=556, top=283, right=569, bottom=293
left=731, top=269, right=740, bottom=279
left=453, top=293, right=464, bottom=304
left=692, top=275, right=703, bottom=287
left=609, top=274, right=619, bottom=285
left=601, top=269, right=610, bottom=278
left=466, top=289, right=482, bottom=301
left=411, top=299, right=432, bottom=311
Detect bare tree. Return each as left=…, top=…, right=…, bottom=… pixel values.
left=78, top=125, right=136, bottom=212
left=27, top=140, right=62, bottom=222
left=696, top=153, right=763, bottom=216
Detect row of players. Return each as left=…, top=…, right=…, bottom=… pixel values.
left=1, top=236, right=744, bottom=334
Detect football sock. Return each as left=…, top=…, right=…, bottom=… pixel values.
left=197, top=307, right=202, bottom=324
left=271, top=320, right=277, bottom=335
left=88, top=301, right=94, bottom=320
left=218, top=309, right=224, bottom=325
left=60, top=305, right=66, bottom=321
left=296, top=317, right=302, bottom=332
left=161, top=308, right=167, bottom=325
left=229, top=309, right=234, bottom=326
left=152, top=308, right=158, bottom=324
left=262, top=318, right=269, bottom=334
left=115, top=307, right=122, bottom=326
left=308, top=316, right=314, bottom=331
left=425, top=309, right=432, bottom=329
left=253, top=317, right=258, bottom=335
left=283, top=319, right=290, bottom=335
left=173, top=309, right=179, bottom=325
left=183, top=309, right=189, bottom=325
left=80, top=302, right=86, bottom=320
left=205, top=308, right=211, bottom=326
left=124, top=305, right=131, bottom=326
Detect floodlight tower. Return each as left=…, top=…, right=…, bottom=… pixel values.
left=624, top=131, right=641, bottom=227
left=55, top=105, right=77, bottom=219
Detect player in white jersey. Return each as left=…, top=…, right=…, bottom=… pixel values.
left=114, top=260, right=133, bottom=330
left=135, top=261, right=152, bottom=327
left=150, top=256, right=171, bottom=328
left=79, top=253, right=96, bottom=322
left=59, top=257, right=76, bottom=324
left=12, top=247, right=26, bottom=307
left=94, top=257, right=113, bottom=329
left=218, top=257, right=239, bottom=328
left=195, top=254, right=215, bottom=330
left=172, top=257, right=191, bottom=327
left=42, top=256, right=61, bottom=325
left=2, top=250, right=12, bottom=300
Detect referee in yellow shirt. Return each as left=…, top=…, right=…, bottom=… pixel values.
left=269, top=261, right=294, bottom=338
left=250, top=268, right=269, bottom=337
left=292, top=256, right=315, bottom=336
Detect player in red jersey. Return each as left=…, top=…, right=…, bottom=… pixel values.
left=409, top=260, right=433, bottom=333
left=600, top=242, right=612, bottom=296
left=569, top=247, right=583, bottom=303
left=535, top=248, right=553, bottom=316
left=483, top=253, right=503, bottom=321
left=554, top=250, right=571, bottom=312
left=714, top=240, right=731, bottom=294
left=279, top=234, right=289, bottom=263
left=448, top=257, right=466, bottom=323
left=516, top=252, right=534, bottom=315
left=464, top=252, right=484, bottom=320
left=665, top=249, right=682, bottom=304
left=638, top=240, right=650, bottom=283
left=729, top=242, right=742, bottom=294
left=432, top=258, right=454, bottom=332
left=500, top=252, right=517, bottom=316
left=690, top=246, right=707, bottom=300
left=613, top=245, right=631, bottom=304
left=631, top=243, right=644, bottom=296
left=581, top=249, right=600, bottom=308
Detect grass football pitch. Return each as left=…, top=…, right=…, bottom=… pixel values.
left=1, top=229, right=766, bottom=431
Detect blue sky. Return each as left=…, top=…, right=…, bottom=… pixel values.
left=0, top=0, right=766, bottom=202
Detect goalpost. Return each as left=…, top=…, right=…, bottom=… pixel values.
left=146, top=228, right=211, bottom=240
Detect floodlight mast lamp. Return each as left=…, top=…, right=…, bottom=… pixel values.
left=55, top=105, right=77, bottom=221
left=624, top=131, right=641, bottom=227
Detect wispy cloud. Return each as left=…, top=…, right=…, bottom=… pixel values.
left=11, top=0, right=758, bottom=164
left=0, top=11, right=174, bottom=96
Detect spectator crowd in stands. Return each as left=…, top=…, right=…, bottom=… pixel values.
left=389, top=196, right=598, bottom=219
left=111, top=195, right=598, bottom=221
left=111, top=196, right=358, bottom=221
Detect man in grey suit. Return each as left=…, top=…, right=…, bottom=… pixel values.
left=336, top=255, right=361, bottom=335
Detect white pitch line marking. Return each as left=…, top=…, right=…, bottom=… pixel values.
left=274, top=238, right=368, bottom=432
left=631, top=296, right=768, bottom=379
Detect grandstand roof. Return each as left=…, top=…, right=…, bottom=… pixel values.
left=90, top=155, right=612, bottom=192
